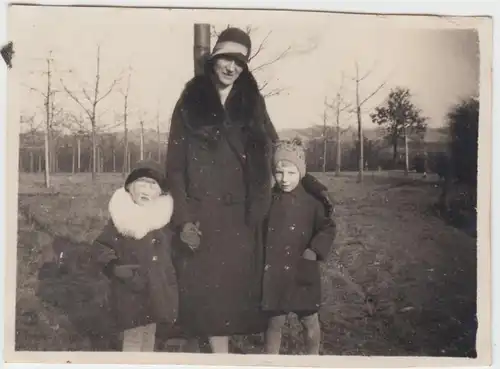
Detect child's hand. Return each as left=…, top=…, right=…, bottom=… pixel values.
left=302, top=249, right=317, bottom=261
left=113, top=264, right=140, bottom=279
left=180, top=221, right=202, bottom=251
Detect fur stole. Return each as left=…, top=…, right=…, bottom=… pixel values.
left=108, top=187, right=174, bottom=240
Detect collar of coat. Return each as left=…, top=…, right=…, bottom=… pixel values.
left=179, top=74, right=263, bottom=140
left=108, top=187, right=174, bottom=240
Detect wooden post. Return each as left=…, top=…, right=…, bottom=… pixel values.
left=194, top=24, right=211, bottom=76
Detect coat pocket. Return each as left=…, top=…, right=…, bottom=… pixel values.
left=295, top=258, right=320, bottom=286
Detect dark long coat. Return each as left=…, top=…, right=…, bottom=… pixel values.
left=166, top=71, right=276, bottom=336
left=94, top=222, right=179, bottom=332
left=261, top=184, right=336, bottom=313
left=166, top=69, right=333, bottom=337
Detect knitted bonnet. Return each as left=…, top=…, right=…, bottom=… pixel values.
left=273, top=138, right=307, bottom=178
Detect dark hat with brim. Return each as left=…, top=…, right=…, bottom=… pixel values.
left=210, top=27, right=251, bottom=65
left=125, top=159, right=168, bottom=192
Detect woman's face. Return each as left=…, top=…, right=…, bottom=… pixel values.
left=213, top=56, right=244, bottom=87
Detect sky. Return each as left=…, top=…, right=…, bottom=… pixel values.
left=8, top=6, right=480, bottom=134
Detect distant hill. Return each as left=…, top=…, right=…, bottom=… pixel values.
left=278, top=125, right=448, bottom=146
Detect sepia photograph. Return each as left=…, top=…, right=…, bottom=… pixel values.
left=2, top=3, right=493, bottom=367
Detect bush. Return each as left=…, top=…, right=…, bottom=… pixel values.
left=448, top=97, right=479, bottom=187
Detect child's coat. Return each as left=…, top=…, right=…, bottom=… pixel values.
left=93, top=187, right=178, bottom=331
left=261, top=183, right=336, bottom=313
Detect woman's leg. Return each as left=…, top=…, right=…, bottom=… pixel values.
left=299, top=312, right=321, bottom=355
left=208, top=336, right=229, bottom=353
left=264, top=315, right=287, bottom=354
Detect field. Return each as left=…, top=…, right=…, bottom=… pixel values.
left=14, top=171, right=477, bottom=356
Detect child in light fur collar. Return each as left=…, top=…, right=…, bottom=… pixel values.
left=93, top=159, right=179, bottom=352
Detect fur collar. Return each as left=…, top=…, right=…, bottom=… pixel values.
left=179, top=74, right=262, bottom=141
left=108, top=187, right=174, bottom=240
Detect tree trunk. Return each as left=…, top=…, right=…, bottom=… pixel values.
left=44, top=116, right=50, bottom=188
left=72, top=142, right=75, bottom=174
left=140, top=120, right=145, bottom=161
left=123, top=126, right=128, bottom=177
left=77, top=137, right=81, bottom=173
left=336, top=111, right=341, bottom=176
left=357, top=106, right=363, bottom=183
left=91, top=124, right=97, bottom=180
left=29, top=151, right=34, bottom=173
left=404, top=126, right=409, bottom=176
left=38, top=154, right=42, bottom=173
left=97, top=146, right=101, bottom=173
left=157, top=115, right=161, bottom=162
left=112, top=149, right=116, bottom=172
left=392, top=139, right=398, bottom=168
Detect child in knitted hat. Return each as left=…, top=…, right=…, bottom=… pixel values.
left=261, top=138, right=336, bottom=355
left=92, top=159, right=179, bottom=352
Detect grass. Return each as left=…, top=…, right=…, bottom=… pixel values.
left=14, top=171, right=477, bottom=356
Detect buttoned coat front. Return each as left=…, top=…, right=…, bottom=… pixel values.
left=261, top=184, right=336, bottom=314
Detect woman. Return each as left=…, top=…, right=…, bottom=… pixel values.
left=165, top=27, right=333, bottom=353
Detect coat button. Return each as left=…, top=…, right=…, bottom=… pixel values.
left=152, top=256, right=158, bottom=261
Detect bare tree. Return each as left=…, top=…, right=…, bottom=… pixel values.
left=19, top=113, right=41, bottom=173
left=156, top=110, right=161, bottom=162
left=349, top=62, right=387, bottom=183
left=22, top=52, right=58, bottom=187
left=60, top=44, right=121, bottom=181
left=118, top=69, right=132, bottom=176
left=325, top=75, right=352, bottom=176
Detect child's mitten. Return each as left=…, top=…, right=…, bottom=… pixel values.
left=180, top=221, right=202, bottom=251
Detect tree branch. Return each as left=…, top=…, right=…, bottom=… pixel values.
left=248, top=30, right=272, bottom=62
left=360, top=81, right=387, bottom=107
left=251, top=45, right=292, bottom=73
left=60, top=78, right=93, bottom=120
left=97, top=77, right=120, bottom=104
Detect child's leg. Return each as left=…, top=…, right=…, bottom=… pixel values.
left=122, top=324, right=156, bottom=352
left=299, top=312, right=321, bottom=355
left=122, top=327, right=144, bottom=351
left=208, top=336, right=229, bottom=353
left=141, top=323, right=157, bottom=352
left=264, top=314, right=287, bottom=354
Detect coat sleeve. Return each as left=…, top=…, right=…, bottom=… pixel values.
left=93, top=221, right=119, bottom=278
left=165, top=98, right=193, bottom=228
left=308, top=200, right=337, bottom=261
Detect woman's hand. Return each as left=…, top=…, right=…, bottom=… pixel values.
left=180, top=221, right=202, bottom=251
